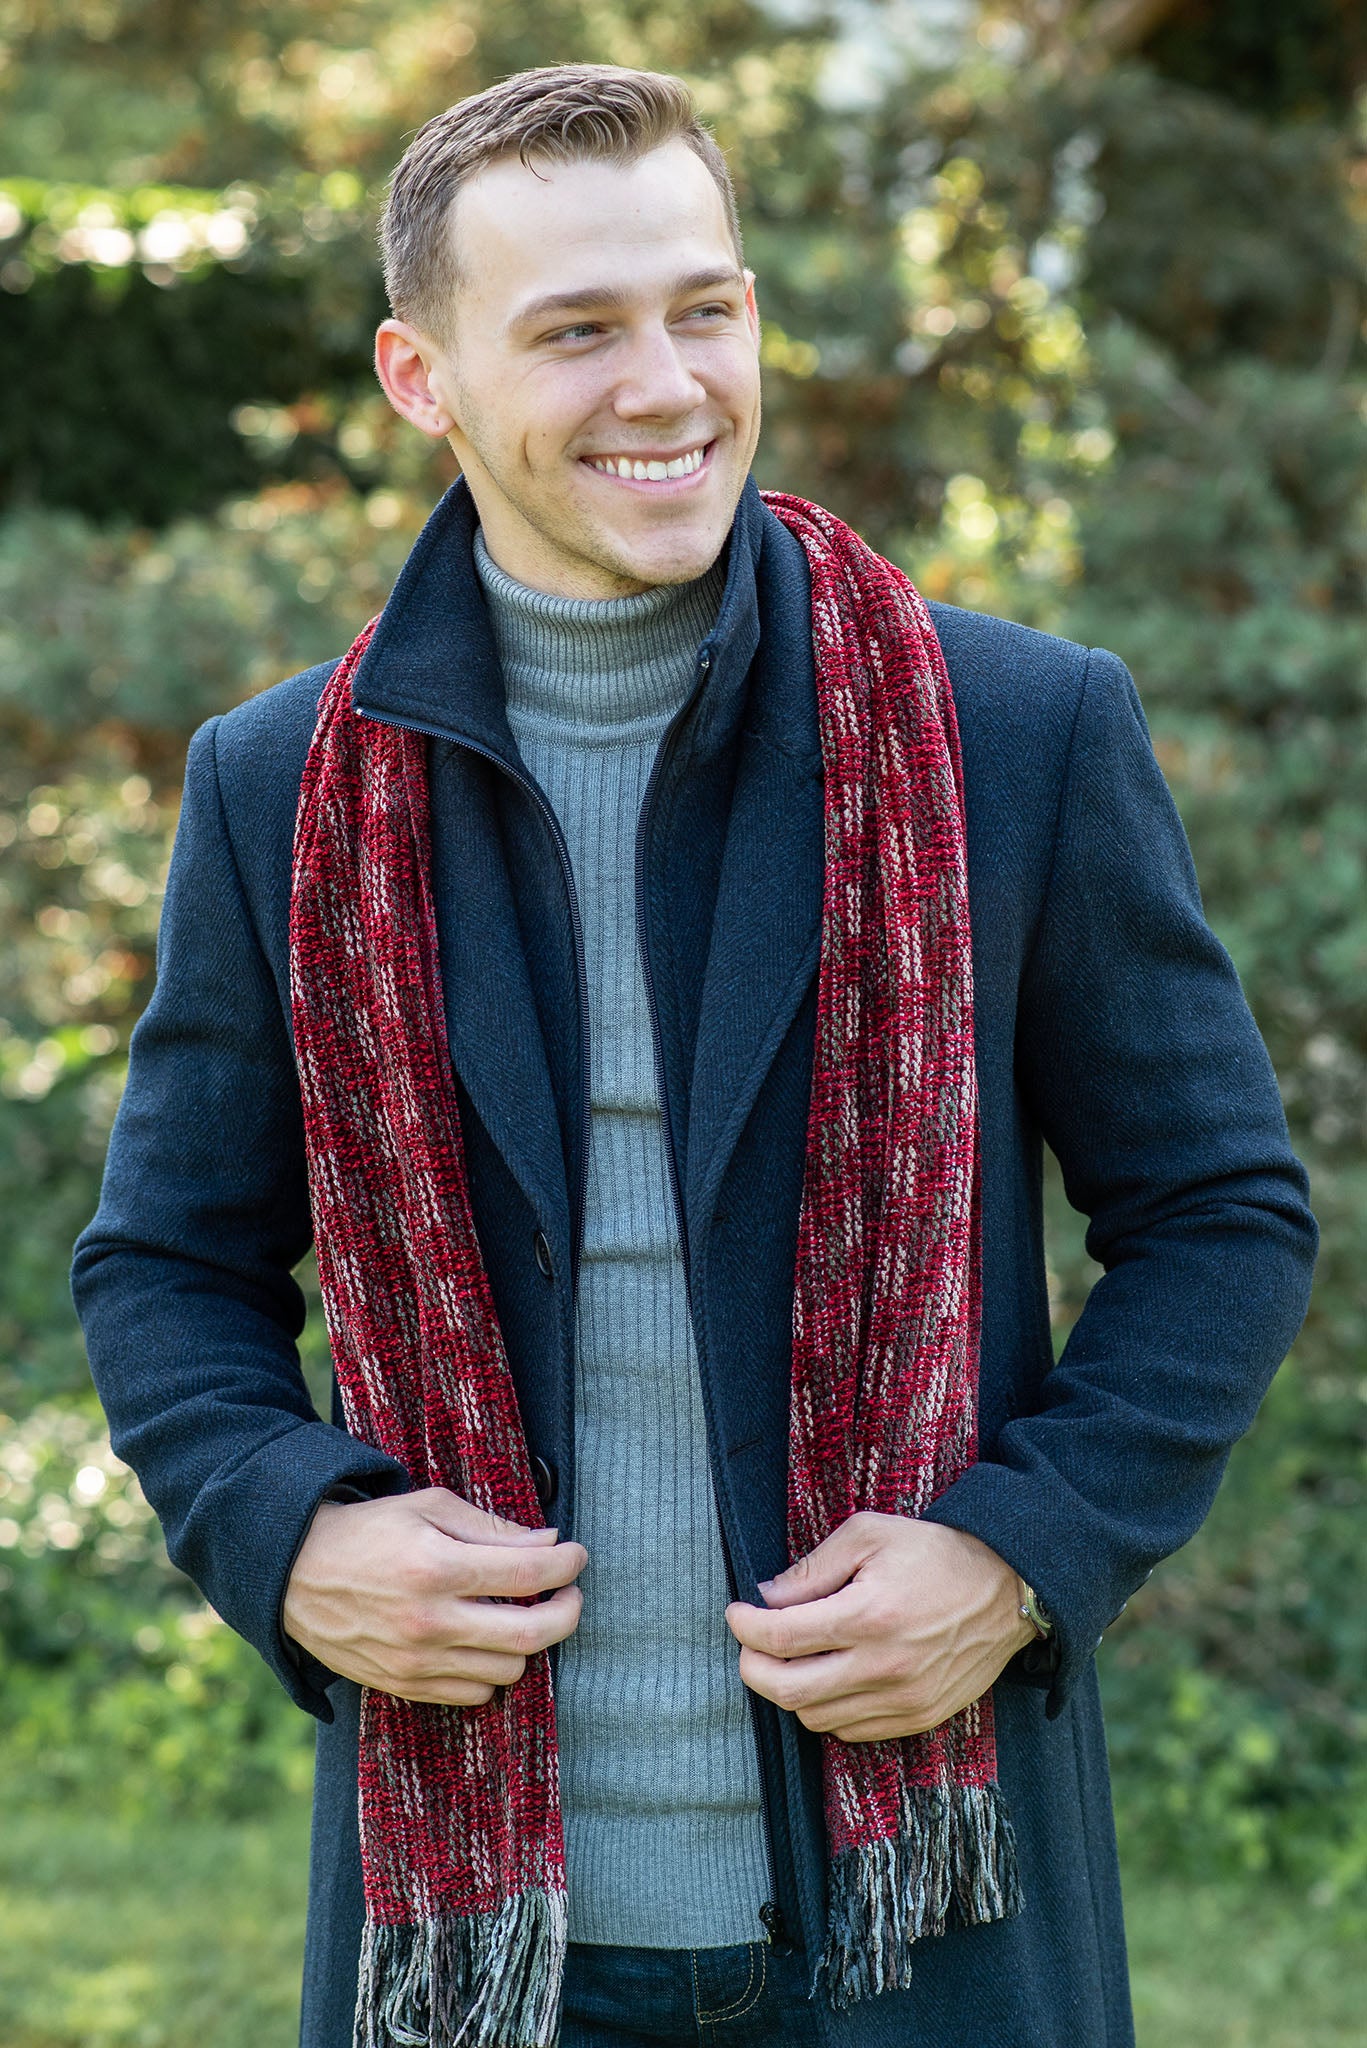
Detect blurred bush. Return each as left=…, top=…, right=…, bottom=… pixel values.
left=0, top=1398, right=313, bottom=1815
left=0, top=0, right=1364, bottom=1902
left=0, top=177, right=386, bottom=523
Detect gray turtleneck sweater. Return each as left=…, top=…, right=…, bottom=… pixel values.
left=473, top=529, right=772, bottom=1949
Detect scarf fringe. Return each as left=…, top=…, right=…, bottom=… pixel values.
left=816, top=1782, right=1024, bottom=2011
left=355, top=1888, right=568, bottom=2048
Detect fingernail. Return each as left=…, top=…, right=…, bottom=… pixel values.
left=757, top=1578, right=776, bottom=1595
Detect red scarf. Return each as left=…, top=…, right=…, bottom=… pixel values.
left=289, top=493, right=1020, bottom=2048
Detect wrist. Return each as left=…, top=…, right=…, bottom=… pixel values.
left=972, top=1535, right=1038, bottom=1658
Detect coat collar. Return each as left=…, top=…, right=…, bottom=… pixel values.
left=347, top=471, right=806, bottom=765
left=346, top=473, right=823, bottom=1337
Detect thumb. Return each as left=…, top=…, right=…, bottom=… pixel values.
left=418, top=1487, right=558, bottom=1546
left=757, top=1526, right=860, bottom=1607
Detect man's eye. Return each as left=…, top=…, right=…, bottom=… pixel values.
left=682, top=303, right=729, bottom=321
left=547, top=323, right=599, bottom=344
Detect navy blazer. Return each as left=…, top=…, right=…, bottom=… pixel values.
left=72, top=477, right=1316, bottom=2047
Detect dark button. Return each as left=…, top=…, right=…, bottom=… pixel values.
left=531, top=1454, right=558, bottom=1514
left=533, top=1229, right=554, bottom=1280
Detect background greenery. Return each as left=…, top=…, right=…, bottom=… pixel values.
left=2, top=1, right=1364, bottom=2039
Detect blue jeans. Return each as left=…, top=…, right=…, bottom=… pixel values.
left=560, top=1937, right=823, bottom=2046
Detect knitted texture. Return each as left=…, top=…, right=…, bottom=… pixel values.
left=769, top=492, right=1020, bottom=2005
left=288, top=494, right=1021, bottom=2048
left=477, top=536, right=773, bottom=1947
left=290, top=615, right=566, bottom=2048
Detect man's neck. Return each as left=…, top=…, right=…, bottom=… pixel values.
left=473, top=525, right=726, bottom=732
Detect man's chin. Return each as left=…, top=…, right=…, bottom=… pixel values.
left=589, top=509, right=737, bottom=592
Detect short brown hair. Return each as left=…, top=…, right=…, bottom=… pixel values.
left=379, top=64, right=743, bottom=340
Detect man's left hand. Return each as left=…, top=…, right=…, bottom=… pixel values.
left=724, top=1513, right=1037, bottom=1743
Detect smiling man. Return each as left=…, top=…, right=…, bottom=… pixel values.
left=72, top=63, right=1315, bottom=2048
left=376, top=139, right=761, bottom=597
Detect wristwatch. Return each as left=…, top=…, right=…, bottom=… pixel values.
left=1017, top=1579, right=1055, bottom=1640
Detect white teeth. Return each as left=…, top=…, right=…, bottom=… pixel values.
left=590, top=445, right=707, bottom=478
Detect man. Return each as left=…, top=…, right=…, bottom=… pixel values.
left=72, top=62, right=1315, bottom=2048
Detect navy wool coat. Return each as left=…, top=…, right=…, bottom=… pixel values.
left=72, top=477, right=1316, bottom=2047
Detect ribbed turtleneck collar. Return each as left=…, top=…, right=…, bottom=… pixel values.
left=473, top=526, right=726, bottom=738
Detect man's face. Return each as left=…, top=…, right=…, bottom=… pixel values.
left=383, top=141, right=762, bottom=598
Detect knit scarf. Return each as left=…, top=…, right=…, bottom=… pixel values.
left=289, top=492, right=1022, bottom=2048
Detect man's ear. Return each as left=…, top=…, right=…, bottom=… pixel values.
left=743, top=269, right=760, bottom=352
left=374, top=319, right=456, bottom=439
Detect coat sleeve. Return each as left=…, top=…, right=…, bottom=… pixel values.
left=922, top=646, right=1318, bottom=1717
left=70, top=715, right=411, bottom=1720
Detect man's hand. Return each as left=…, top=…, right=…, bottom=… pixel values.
left=724, top=1513, right=1034, bottom=1743
left=282, top=1487, right=587, bottom=1706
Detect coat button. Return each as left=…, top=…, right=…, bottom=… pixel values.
left=532, top=1455, right=558, bottom=1514
left=533, top=1229, right=554, bottom=1280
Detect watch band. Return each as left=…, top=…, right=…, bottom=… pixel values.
left=1017, top=1578, right=1055, bottom=1640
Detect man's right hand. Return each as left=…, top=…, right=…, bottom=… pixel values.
left=282, top=1487, right=587, bottom=1706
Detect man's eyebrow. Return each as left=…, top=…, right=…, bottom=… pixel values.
left=508, top=267, right=746, bottom=333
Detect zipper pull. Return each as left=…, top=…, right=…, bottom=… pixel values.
left=758, top=1900, right=792, bottom=1953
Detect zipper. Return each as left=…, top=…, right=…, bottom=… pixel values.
left=632, top=646, right=712, bottom=1276
left=634, top=645, right=787, bottom=1944
left=716, top=1489, right=787, bottom=1946
left=354, top=704, right=593, bottom=1292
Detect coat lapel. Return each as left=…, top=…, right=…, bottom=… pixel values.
left=349, top=480, right=578, bottom=1280
left=426, top=746, right=579, bottom=1282
left=680, top=508, right=825, bottom=1239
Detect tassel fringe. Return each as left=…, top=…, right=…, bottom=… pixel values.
left=355, top=1888, right=568, bottom=2048
left=815, top=1783, right=1023, bottom=2011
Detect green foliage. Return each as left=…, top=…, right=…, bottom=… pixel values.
left=0, top=496, right=424, bottom=1408
left=1123, top=1870, right=1367, bottom=2045
left=0, top=1801, right=313, bottom=2047
left=0, top=177, right=387, bottom=522
left=1146, top=0, right=1367, bottom=120
left=0, top=1399, right=314, bottom=1815
left=1082, top=71, right=1357, bottom=363
left=1022, top=52, right=1367, bottom=1894
left=1102, top=1356, right=1367, bottom=1895
left=0, top=492, right=419, bottom=743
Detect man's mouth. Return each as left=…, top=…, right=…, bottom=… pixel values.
left=582, top=442, right=712, bottom=483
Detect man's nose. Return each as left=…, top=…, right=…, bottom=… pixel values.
left=611, top=325, right=707, bottom=419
